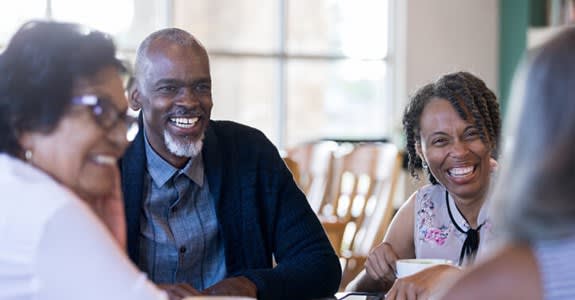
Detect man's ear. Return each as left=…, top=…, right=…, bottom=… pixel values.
left=129, top=87, right=142, bottom=111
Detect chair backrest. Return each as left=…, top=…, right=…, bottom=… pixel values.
left=287, top=141, right=338, bottom=213
left=282, top=156, right=301, bottom=185
left=352, top=143, right=402, bottom=256
left=323, top=142, right=402, bottom=257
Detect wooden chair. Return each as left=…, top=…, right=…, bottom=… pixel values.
left=282, top=156, right=301, bottom=185
left=286, top=141, right=339, bottom=213
left=319, top=142, right=403, bottom=289
left=350, top=143, right=402, bottom=256
left=340, top=255, right=367, bottom=291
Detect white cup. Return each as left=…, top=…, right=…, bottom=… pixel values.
left=183, top=297, right=256, bottom=300
left=395, top=258, right=452, bottom=278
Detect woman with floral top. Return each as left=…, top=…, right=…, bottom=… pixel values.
left=441, top=27, right=575, bottom=300
left=347, top=71, right=501, bottom=299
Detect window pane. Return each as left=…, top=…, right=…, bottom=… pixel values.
left=286, top=59, right=391, bottom=146
left=52, top=0, right=134, bottom=34
left=0, top=0, right=46, bottom=45
left=210, top=56, right=278, bottom=143
left=174, top=0, right=278, bottom=53
left=52, top=0, right=169, bottom=49
left=288, top=0, right=389, bottom=58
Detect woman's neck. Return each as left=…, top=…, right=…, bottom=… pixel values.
left=450, top=191, right=487, bottom=228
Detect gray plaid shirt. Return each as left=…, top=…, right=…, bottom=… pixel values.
left=138, top=137, right=226, bottom=289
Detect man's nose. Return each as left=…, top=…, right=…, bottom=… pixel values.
left=176, top=88, right=200, bottom=106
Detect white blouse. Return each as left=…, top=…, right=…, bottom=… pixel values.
left=413, top=184, right=494, bottom=266
left=0, top=153, right=167, bottom=300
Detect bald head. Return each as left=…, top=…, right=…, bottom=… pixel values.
left=134, top=28, right=207, bottom=91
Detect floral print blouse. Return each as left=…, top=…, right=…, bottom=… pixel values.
left=413, top=184, right=493, bottom=266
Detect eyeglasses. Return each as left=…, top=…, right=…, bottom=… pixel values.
left=72, top=94, right=139, bottom=142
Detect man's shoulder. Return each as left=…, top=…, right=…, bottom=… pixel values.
left=209, top=120, right=270, bottom=144
left=207, top=120, right=281, bottom=165
left=210, top=120, right=264, bottom=135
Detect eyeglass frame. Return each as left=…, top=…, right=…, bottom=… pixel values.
left=71, top=94, right=139, bottom=142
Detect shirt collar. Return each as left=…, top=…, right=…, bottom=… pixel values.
left=444, top=186, right=489, bottom=230
left=144, top=129, right=204, bottom=187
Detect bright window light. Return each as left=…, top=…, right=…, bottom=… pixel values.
left=0, top=0, right=46, bottom=43
left=338, top=0, right=388, bottom=59
left=52, top=0, right=134, bottom=34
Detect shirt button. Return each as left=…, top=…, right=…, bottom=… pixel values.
left=179, top=246, right=187, bottom=254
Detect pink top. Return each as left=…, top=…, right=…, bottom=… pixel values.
left=413, top=184, right=493, bottom=266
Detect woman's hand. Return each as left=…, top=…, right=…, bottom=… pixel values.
left=347, top=192, right=416, bottom=293
left=365, top=242, right=400, bottom=284
left=89, top=166, right=127, bottom=250
left=385, top=264, right=461, bottom=300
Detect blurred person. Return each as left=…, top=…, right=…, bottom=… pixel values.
left=0, top=21, right=172, bottom=299
left=440, top=27, right=575, bottom=300
left=121, top=28, right=341, bottom=300
left=348, top=72, right=501, bottom=299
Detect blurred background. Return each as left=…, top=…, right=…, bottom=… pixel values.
left=1, top=0, right=572, bottom=149
left=0, top=0, right=572, bottom=200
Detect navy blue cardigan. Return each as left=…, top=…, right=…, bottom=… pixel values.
left=120, top=120, right=341, bottom=300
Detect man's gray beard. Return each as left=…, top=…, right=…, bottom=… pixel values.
left=164, top=130, right=204, bottom=158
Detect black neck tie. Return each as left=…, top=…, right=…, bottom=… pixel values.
left=446, top=191, right=484, bottom=266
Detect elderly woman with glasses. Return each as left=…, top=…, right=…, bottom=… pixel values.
left=0, top=21, right=176, bottom=299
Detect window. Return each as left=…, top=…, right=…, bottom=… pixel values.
left=0, top=0, right=46, bottom=43
left=1, top=0, right=395, bottom=148
left=0, top=0, right=170, bottom=51
left=175, top=0, right=395, bottom=148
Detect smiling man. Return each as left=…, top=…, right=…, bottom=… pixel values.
left=120, top=28, right=341, bottom=300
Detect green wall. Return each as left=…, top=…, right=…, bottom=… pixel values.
left=498, top=0, right=549, bottom=115
left=499, top=0, right=529, bottom=115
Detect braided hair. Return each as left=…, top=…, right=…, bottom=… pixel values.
left=402, top=72, right=501, bottom=184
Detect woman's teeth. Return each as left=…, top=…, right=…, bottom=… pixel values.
left=93, top=155, right=116, bottom=166
left=170, top=117, right=198, bottom=128
left=448, top=166, right=474, bottom=177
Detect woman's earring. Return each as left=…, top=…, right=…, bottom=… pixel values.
left=25, top=149, right=33, bottom=162
left=421, top=160, right=428, bottom=169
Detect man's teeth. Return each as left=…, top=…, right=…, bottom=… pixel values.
left=449, top=166, right=474, bottom=176
left=171, top=117, right=198, bottom=128
left=93, top=155, right=116, bottom=166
